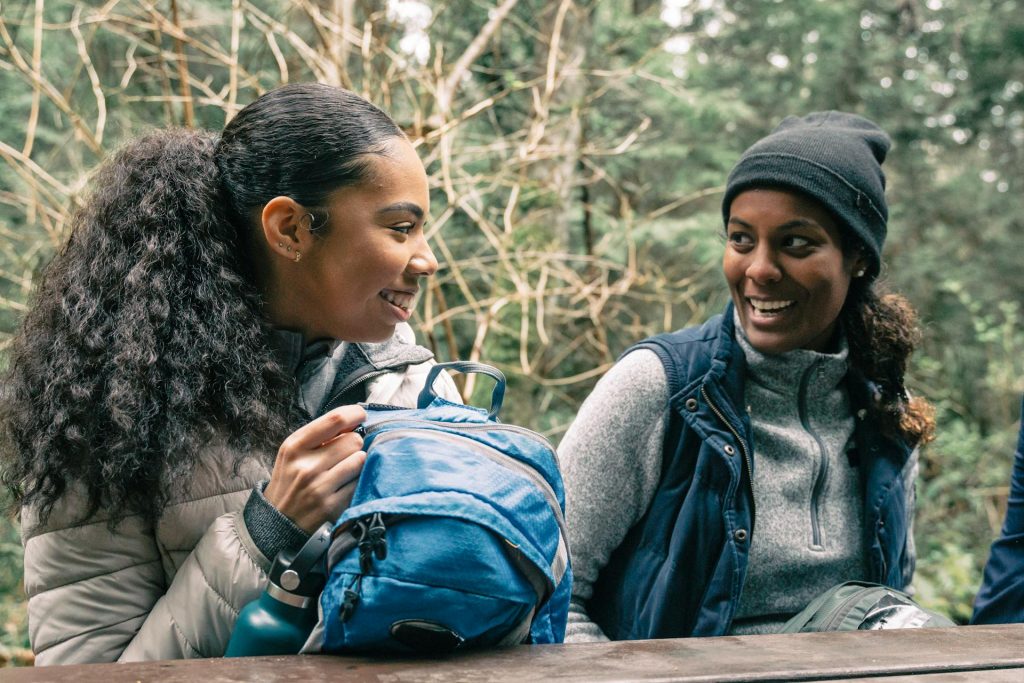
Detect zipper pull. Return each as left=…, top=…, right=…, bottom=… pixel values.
left=351, top=518, right=376, bottom=573
left=339, top=575, right=363, bottom=622
left=358, top=540, right=374, bottom=573
left=367, top=512, right=388, bottom=561
left=357, top=513, right=388, bottom=572
left=351, top=518, right=368, bottom=542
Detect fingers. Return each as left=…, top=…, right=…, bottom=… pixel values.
left=319, top=431, right=365, bottom=462
left=264, top=404, right=370, bottom=533
left=319, top=478, right=361, bottom=524
left=281, top=404, right=367, bottom=454
left=269, top=449, right=366, bottom=533
left=325, top=448, right=366, bottom=491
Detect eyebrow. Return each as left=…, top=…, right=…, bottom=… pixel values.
left=376, top=202, right=424, bottom=220
left=727, top=217, right=823, bottom=231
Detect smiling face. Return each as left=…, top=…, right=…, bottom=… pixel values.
left=723, top=188, right=866, bottom=355
left=263, top=137, right=437, bottom=343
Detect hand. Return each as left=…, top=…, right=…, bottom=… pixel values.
left=264, top=404, right=368, bottom=533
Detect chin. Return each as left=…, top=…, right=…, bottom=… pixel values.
left=339, top=326, right=397, bottom=344
left=744, top=331, right=800, bottom=356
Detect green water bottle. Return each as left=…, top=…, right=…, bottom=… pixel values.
left=225, top=522, right=332, bottom=657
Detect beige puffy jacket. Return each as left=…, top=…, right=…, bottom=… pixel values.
left=22, top=328, right=459, bottom=665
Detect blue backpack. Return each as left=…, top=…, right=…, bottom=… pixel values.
left=313, top=362, right=571, bottom=654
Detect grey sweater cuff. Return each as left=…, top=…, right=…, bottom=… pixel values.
left=243, top=482, right=311, bottom=562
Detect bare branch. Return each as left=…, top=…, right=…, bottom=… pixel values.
left=22, top=0, right=44, bottom=159
left=71, top=5, right=107, bottom=145
left=169, top=0, right=194, bottom=126
left=0, top=15, right=103, bottom=155
left=436, top=0, right=519, bottom=115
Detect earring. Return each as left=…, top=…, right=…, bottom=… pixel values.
left=855, top=268, right=866, bottom=278
left=277, top=241, right=284, bottom=248
left=294, top=250, right=302, bottom=263
left=286, top=245, right=293, bottom=253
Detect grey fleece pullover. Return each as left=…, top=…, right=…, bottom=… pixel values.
left=559, top=324, right=868, bottom=642
left=730, top=328, right=866, bottom=634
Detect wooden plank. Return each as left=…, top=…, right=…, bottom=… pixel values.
left=842, top=671, right=1024, bottom=683
left=4, top=624, right=1023, bottom=683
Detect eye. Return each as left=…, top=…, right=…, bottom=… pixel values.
left=727, top=231, right=754, bottom=250
left=389, top=223, right=415, bottom=235
left=783, top=235, right=814, bottom=250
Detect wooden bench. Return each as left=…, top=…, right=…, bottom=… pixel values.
left=5, top=624, right=1023, bottom=682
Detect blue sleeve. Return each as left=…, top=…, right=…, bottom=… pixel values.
left=971, top=396, right=1024, bottom=624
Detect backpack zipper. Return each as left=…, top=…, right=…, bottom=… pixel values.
left=366, top=428, right=568, bottom=543
left=360, top=417, right=561, bottom=467
left=337, top=511, right=392, bottom=622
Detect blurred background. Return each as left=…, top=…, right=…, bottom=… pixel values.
left=0, top=0, right=1021, bottom=666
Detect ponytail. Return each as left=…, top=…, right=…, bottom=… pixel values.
left=842, top=281, right=936, bottom=446
left=1, top=129, right=292, bottom=526
left=4, top=84, right=408, bottom=526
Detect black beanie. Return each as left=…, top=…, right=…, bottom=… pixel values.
left=721, top=111, right=891, bottom=278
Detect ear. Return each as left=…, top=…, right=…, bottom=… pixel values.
left=850, top=249, right=870, bottom=278
left=260, top=196, right=316, bottom=262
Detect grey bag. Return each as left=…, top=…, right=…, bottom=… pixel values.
left=781, top=581, right=956, bottom=633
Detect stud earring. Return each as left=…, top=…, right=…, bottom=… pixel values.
left=286, top=245, right=293, bottom=253
left=277, top=241, right=284, bottom=248
left=294, top=250, right=302, bottom=263
left=854, top=269, right=866, bottom=278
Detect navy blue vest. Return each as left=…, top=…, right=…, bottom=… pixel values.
left=588, top=307, right=915, bottom=639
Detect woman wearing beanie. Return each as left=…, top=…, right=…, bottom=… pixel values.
left=559, top=111, right=935, bottom=641
left=1, top=83, right=459, bottom=664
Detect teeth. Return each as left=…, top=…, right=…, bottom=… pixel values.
left=749, top=299, right=794, bottom=313
left=380, top=291, right=411, bottom=311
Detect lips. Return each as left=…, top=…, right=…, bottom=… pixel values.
left=746, top=297, right=796, bottom=316
left=379, top=289, right=416, bottom=312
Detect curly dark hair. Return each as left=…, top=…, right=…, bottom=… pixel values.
left=841, top=278, right=936, bottom=446
left=1, top=83, right=405, bottom=526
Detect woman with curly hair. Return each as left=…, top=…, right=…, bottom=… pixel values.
left=559, top=111, right=936, bottom=641
left=1, top=82, right=458, bottom=664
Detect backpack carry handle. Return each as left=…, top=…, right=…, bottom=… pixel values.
left=419, top=361, right=506, bottom=419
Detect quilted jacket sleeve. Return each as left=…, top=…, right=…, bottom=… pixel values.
left=23, top=489, right=270, bottom=665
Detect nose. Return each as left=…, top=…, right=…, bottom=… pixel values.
left=745, top=244, right=782, bottom=284
left=407, top=234, right=438, bottom=278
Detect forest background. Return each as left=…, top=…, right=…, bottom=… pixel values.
left=0, top=0, right=1021, bottom=666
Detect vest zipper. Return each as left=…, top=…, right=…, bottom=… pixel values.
left=875, top=519, right=888, bottom=581
left=700, top=385, right=756, bottom=532
left=798, top=360, right=830, bottom=550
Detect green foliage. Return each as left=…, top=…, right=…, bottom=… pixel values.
left=0, top=0, right=1022, bottom=659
